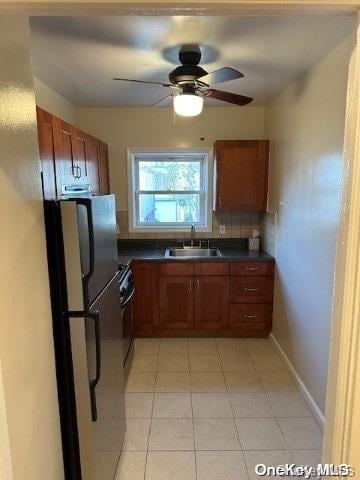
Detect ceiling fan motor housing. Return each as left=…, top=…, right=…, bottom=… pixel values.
left=169, top=64, right=208, bottom=85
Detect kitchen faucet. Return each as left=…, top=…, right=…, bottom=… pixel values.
left=190, top=224, right=195, bottom=247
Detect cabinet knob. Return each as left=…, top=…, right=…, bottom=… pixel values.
left=244, top=287, right=258, bottom=292
left=243, top=314, right=257, bottom=319
left=246, top=266, right=259, bottom=271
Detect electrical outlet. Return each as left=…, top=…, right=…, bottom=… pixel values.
left=219, top=224, right=226, bottom=235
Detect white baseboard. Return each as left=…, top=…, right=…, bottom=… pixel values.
left=269, top=333, right=325, bottom=429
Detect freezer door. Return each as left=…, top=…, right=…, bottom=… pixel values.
left=77, top=195, right=118, bottom=305
left=69, top=273, right=125, bottom=480
left=61, top=195, right=118, bottom=310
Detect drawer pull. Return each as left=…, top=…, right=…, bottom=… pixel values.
left=246, top=266, right=259, bottom=271
left=244, top=287, right=258, bottom=292
left=243, top=314, right=257, bottom=318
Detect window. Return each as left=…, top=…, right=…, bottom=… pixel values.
left=128, top=149, right=212, bottom=231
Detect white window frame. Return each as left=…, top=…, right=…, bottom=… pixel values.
left=127, top=147, right=213, bottom=233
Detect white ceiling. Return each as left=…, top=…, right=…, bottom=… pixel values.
left=30, top=15, right=354, bottom=107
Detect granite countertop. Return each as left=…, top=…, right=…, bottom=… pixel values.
left=118, top=239, right=274, bottom=266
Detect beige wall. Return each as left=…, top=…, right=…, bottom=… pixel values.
left=76, top=106, right=265, bottom=208
left=76, top=105, right=266, bottom=238
left=33, top=76, right=76, bottom=125
left=264, top=38, right=352, bottom=413
left=0, top=15, right=64, bottom=480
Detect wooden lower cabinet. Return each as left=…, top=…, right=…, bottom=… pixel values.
left=132, top=262, right=159, bottom=335
left=159, top=276, right=194, bottom=330
left=230, top=276, right=273, bottom=303
left=230, top=304, right=273, bottom=332
left=132, top=260, right=274, bottom=337
left=194, top=276, right=229, bottom=331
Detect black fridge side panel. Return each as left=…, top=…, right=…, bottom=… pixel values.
left=44, top=201, right=82, bottom=480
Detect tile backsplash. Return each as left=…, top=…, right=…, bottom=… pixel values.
left=117, top=210, right=262, bottom=240
left=261, top=211, right=276, bottom=256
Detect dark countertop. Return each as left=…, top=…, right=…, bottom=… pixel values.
left=118, top=238, right=274, bottom=266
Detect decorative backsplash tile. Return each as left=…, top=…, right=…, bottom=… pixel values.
left=117, top=210, right=263, bottom=240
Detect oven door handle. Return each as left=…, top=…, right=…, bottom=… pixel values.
left=121, top=286, right=135, bottom=309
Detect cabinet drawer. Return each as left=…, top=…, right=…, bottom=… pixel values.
left=230, top=276, right=273, bottom=303
left=160, top=262, right=194, bottom=276
left=230, top=262, right=274, bottom=276
left=194, top=262, right=229, bottom=276
left=230, top=304, right=272, bottom=330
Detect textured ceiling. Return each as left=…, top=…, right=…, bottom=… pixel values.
left=30, top=15, right=354, bottom=107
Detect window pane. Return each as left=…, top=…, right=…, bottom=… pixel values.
left=138, top=161, right=201, bottom=191
left=139, top=193, right=200, bottom=224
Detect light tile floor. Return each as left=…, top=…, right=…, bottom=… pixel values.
left=115, top=338, right=323, bottom=480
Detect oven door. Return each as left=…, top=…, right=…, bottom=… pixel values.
left=121, top=285, right=135, bottom=374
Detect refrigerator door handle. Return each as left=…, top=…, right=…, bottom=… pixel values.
left=67, top=310, right=101, bottom=422
left=86, top=310, right=101, bottom=422
left=76, top=199, right=95, bottom=283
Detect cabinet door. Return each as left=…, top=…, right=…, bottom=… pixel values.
left=159, top=276, right=194, bottom=330
left=53, top=116, right=77, bottom=193
left=194, top=276, right=229, bottom=331
left=85, top=135, right=100, bottom=194
left=215, top=140, right=269, bottom=211
left=36, top=107, right=57, bottom=199
left=132, top=262, right=159, bottom=335
left=98, top=140, right=110, bottom=194
left=71, top=129, right=90, bottom=185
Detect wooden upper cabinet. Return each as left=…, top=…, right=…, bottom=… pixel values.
left=36, top=107, right=57, bottom=199
left=36, top=107, right=109, bottom=198
left=52, top=115, right=77, bottom=194
left=98, top=141, right=110, bottom=194
left=85, top=134, right=101, bottom=194
left=214, top=140, right=269, bottom=212
left=71, top=129, right=90, bottom=185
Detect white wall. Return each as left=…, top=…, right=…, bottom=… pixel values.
left=33, top=76, right=76, bottom=125
left=264, top=38, right=352, bottom=413
left=0, top=16, right=64, bottom=480
left=76, top=106, right=266, bottom=209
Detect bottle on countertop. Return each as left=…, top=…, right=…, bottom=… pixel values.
left=248, top=229, right=260, bottom=251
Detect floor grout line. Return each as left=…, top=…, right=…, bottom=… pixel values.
left=126, top=338, right=322, bottom=479
left=142, top=339, right=159, bottom=480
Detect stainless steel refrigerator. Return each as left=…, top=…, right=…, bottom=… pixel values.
left=45, top=194, right=125, bottom=480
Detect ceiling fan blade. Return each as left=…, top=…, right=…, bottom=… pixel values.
left=205, top=89, right=253, bottom=106
left=153, top=95, right=173, bottom=107
left=113, top=77, right=172, bottom=87
left=198, top=67, right=244, bottom=86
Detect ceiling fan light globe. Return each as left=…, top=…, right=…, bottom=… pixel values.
left=173, top=94, right=203, bottom=117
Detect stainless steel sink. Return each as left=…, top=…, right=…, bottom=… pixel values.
left=165, top=247, right=222, bottom=258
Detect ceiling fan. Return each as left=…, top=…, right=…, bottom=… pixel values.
left=113, top=45, right=253, bottom=117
